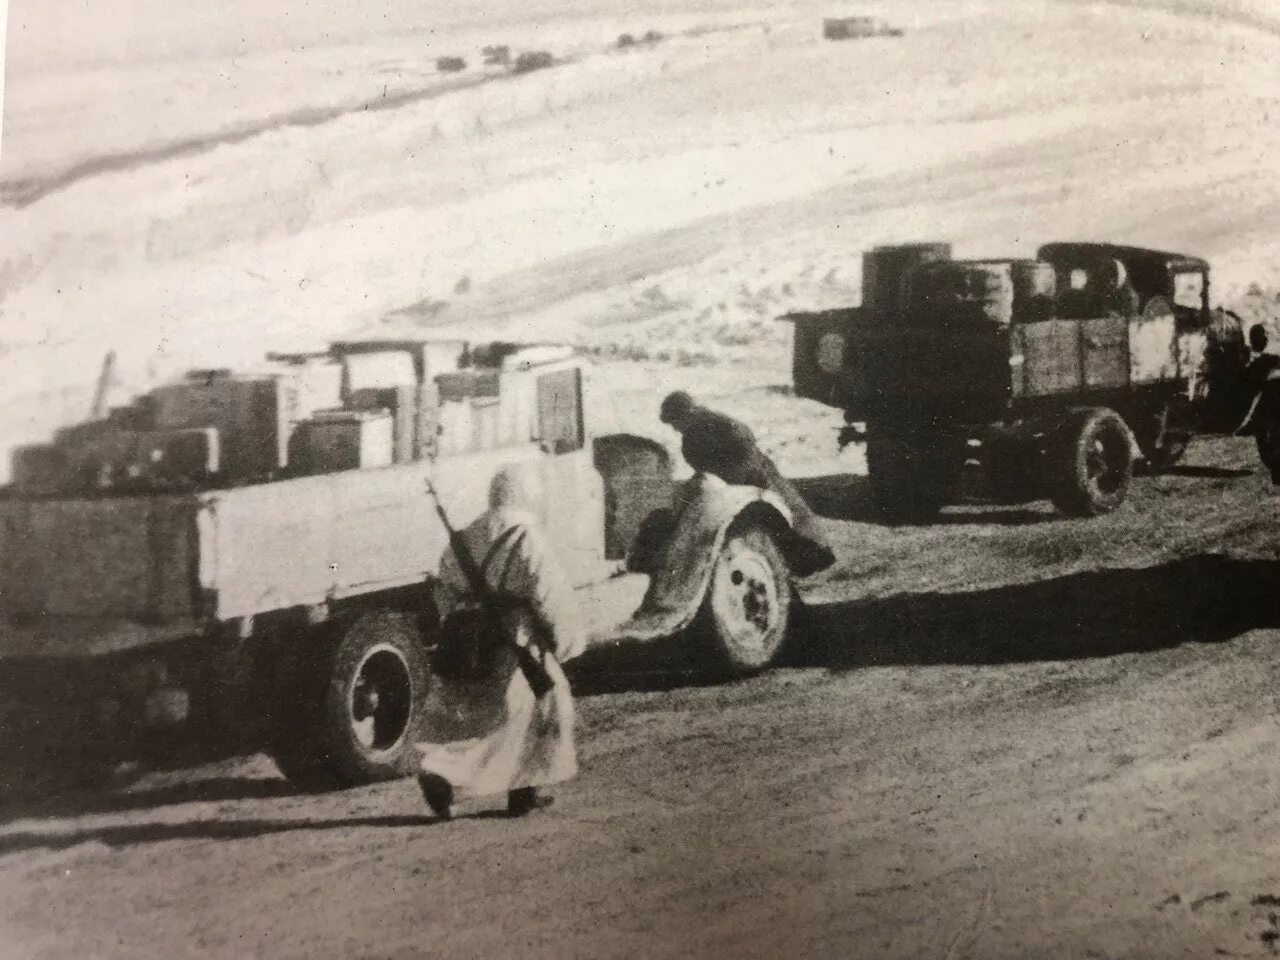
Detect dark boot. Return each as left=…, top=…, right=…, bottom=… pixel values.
left=418, top=774, right=454, bottom=821
left=507, top=786, right=553, bottom=817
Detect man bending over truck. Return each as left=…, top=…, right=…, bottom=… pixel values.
left=658, top=391, right=835, bottom=576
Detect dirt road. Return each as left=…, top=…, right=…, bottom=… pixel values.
left=2, top=433, right=1278, bottom=959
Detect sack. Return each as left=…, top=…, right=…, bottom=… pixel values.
left=435, top=600, right=556, bottom=697
left=431, top=523, right=557, bottom=697
left=433, top=601, right=508, bottom=684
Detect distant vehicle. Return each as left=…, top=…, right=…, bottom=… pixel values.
left=1, top=339, right=808, bottom=787
left=822, top=17, right=903, bottom=41
left=481, top=45, right=511, bottom=67
left=618, top=31, right=664, bottom=49
left=436, top=56, right=467, bottom=74
left=512, top=50, right=554, bottom=74
left=785, top=242, right=1221, bottom=519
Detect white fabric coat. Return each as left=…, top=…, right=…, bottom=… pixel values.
left=417, top=507, right=586, bottom=798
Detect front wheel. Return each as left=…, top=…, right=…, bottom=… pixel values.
left=694, top=525, right=792, bottom=678
left=1047, top=407, right=1134, bottom=517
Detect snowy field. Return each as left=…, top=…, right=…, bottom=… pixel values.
left=2, top=0, right=1279, bottom=474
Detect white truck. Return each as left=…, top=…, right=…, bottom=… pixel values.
left=0, top=338, right=807, bottom=786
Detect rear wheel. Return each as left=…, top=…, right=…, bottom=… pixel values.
left=695, top=526, right=792, bottom=678
left=271, top=610, right=430, bottom=787
left=1047, top=407, right=1134, bottom=517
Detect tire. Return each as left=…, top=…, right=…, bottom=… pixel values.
left=865, top=421, right=959, bottom=521
left=695, top=525, right=792, bottom=678
left=1046, top=407, right=1134, bottom=517
left=271, top=611, right=430, bottom=788
left=1136, top=401, right=1190, bottom=471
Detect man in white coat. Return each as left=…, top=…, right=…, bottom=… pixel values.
left=417, top=464, right=587, bottom=819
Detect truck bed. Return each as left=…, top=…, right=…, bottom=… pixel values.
left=0, top=443, right=609, bottom=655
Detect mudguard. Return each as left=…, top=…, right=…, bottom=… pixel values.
left=607, top=473, right=792, bottom=643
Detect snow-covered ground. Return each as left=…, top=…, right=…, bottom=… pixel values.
left=1, top=0, right=1278, bottom=476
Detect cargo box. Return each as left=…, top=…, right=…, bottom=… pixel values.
left=436, top=370, right=501, bottom=401
left=295, top=409, right=394, bottom=474
left=348, top=385, right=416, bottom=464
left=150, top=373, right=290, bottom=480
left=9, top=444, right=70, bottom=496
left=132, top=428, right=221, bottom=484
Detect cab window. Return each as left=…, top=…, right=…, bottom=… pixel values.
left=1173, top=271, right=1205, bottom=311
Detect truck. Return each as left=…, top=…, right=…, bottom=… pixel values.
left=785, top=241, right=1229, bottom=519
left=0, top=338, right=810, bottom=787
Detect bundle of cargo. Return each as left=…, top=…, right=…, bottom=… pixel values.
left=906, top=260, right=1057, bottom=327
left=4, top=338, right=583, bottom=497
left=8, top=356, right=344, bottom=496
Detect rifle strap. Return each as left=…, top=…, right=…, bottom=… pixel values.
left=476, top=523, right=526, bottom=587
left=487, top=525, right=560, bottom=661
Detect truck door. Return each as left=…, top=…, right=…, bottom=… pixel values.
left=535, top=367, right=605, bottom=585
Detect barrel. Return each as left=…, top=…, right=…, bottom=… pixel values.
left=906, top=261, right=1014, bottom=326
left=966, top=262, right=1014, bottom=325
left=1011, top=260, right=1057, bottom=322
left=861, top=242, right=952, bottom=321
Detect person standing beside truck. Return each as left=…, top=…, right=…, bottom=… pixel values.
left=1239, top=324, right=1280, bottom=485
left=658, top=391, right=835, bottom=576
left=416, top=464, right=587, bottom=820
left=1103, top=258, right=1141, bottom=316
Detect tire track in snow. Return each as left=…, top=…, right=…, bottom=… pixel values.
left=0, top=21, right=763, bottom=211
left=0, top=73, right=495, bottom=210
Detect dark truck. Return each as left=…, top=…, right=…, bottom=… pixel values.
left=786, top=241, right=1220, bottom=519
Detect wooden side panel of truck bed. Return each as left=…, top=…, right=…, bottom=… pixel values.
left=1, top=441, right=605, bottom=646
left=0, top=495, right=198, bottom=622
left=199, top=443, right=606, bottom=621
left=198, top=445, right=537, bottom=620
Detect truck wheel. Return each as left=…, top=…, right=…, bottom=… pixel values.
left=695, top=525, right=792, bottom=678
left=1047, top=408, right=1134, bottom=517
left=272, top=611, right=429, bottom=788
left=866, top=424, right=956, bottom=521
left=322, top=611, right=429, bottom=785
left=1136, top=402, right=1190, bottom=470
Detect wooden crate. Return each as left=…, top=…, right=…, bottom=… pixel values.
left=296, top=409, right=394, bottom=474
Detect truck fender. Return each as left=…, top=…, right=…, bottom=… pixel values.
left=609, top=473, right=793, bottom=643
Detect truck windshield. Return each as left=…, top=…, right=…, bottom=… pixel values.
left=1172, top=271, right=1205, bottom=315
